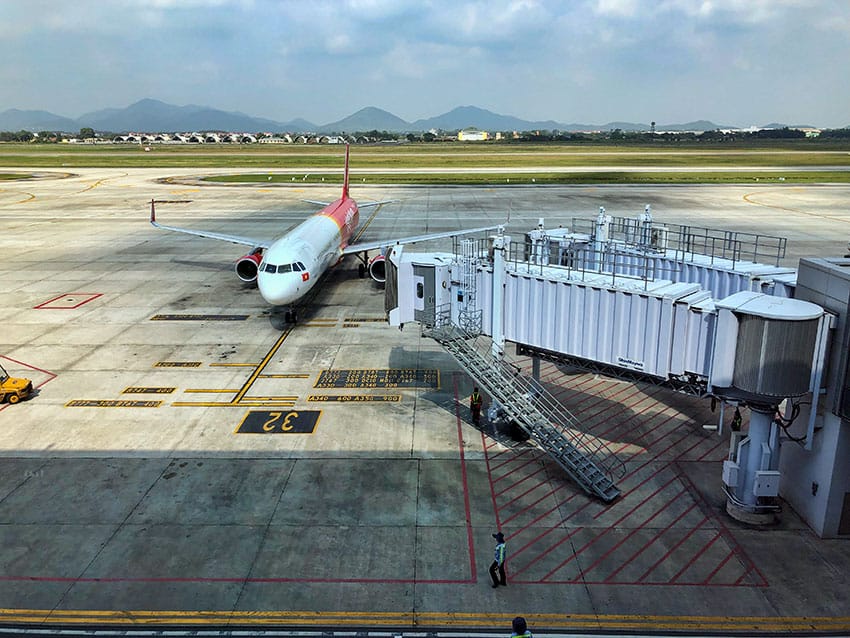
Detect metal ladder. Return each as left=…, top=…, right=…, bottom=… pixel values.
left=425, top=318, right=624, bottom=502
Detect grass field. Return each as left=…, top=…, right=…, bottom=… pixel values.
left=200, top=170, right=848, bottom=186
left=2, top=141, right=849, bottom=184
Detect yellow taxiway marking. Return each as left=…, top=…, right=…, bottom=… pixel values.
left=231, top=326, right=293, bottom=404
left=123, top=387, right=176, bottom=394
left=14, top=192, right=37, bottom=203
left=0, top=609, right=848, bottom=632
left=66, top=400, right=162, bottom=408
left=154, top=361, right=202, bottom=368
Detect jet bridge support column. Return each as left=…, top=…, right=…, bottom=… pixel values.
left=723, top=406, right=781, bottom=525
left=490, top=230, right=509, bottom=359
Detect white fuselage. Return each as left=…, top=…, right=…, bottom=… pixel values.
left=256, top=211, right=349, bottom=306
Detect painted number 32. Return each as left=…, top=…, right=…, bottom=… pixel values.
left=262, top=411, right=298, bottom=432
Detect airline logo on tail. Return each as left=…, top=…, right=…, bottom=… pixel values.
left=342, top=142, right=350, bottom=199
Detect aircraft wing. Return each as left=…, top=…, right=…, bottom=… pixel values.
left=149, top=201, right=271, bottom=249
left=341, top=225, right=503, bottom=255
left=304, top=199, right=395, bottom=209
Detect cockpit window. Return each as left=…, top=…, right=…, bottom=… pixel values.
left=296, top=262, right=306, bottom=271
left=263, top=263, right=277, bottom=273
left=279, top=264, right=293, bottom=273
left=292, top=262, right=303, bottom=272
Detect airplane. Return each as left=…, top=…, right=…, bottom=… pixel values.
left=150, top=144, right=501, bottom=322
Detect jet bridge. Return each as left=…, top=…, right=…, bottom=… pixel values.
left=386, top=207, right=834, bottom=525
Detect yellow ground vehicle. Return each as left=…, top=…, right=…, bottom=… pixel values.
left=0, top=362, right=32, bottom=404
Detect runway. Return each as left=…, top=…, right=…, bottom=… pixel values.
left=0, top=168, right=849, bottom=633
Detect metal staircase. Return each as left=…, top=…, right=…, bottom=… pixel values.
left=424, top=309, right=624, bottom=502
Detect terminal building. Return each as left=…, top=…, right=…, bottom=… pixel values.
left=385, top=207, right=850, bottom=537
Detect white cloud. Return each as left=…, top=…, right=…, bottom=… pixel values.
left=0, top=0, right=848, bottom=126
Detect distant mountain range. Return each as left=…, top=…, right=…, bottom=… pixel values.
left=0, top=98, right=819, bottom=134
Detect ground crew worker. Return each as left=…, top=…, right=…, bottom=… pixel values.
left=731, top=406, right=742, bottom=431
left=489, top=531, right=506, bottom=587
left=470, top=387, right=483, bottom=425
left=511, top=616, right=533, bottom=637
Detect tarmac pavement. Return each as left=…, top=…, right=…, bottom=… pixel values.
left=0, top=168, right=849, bottom=634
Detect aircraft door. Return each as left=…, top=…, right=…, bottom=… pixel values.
left=412, top=264, right=436, bottom=324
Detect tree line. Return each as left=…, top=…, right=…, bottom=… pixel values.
left=2, top=126, right=849, bottom=144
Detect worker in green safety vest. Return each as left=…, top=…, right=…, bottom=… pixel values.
left=511, top=616, right=533, bottom=637
left=489, top=531, right=506, bottom=587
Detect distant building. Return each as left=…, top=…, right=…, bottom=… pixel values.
left=458, top=128, right=489, bottom=141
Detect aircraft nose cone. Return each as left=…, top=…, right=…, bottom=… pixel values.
left=258, top=273, right=299, bottom=306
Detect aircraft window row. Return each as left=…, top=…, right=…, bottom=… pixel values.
left=261, top=262, right=306, bottom=274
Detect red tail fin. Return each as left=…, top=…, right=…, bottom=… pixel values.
left=342, top=143, right=350, bottom=199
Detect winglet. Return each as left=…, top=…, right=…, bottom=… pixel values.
left=342, top=143, right=350, bottom=199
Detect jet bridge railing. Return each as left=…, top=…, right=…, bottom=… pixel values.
left=569, top=216, right=787, bottom=267
left=500, top=240, right=680, bottom=291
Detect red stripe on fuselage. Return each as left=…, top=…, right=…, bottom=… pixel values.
left=319, top=196, right=359, bottom=249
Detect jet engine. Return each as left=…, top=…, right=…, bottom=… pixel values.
left=235, top=251, right=263, bottom=283
left=368, top=253, right=387, bottom=283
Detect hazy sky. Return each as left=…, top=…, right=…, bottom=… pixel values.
left=1, top=0, right=848, bottom=127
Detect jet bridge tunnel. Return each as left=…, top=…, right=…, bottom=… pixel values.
left=385, top=208, right=850, bottom=537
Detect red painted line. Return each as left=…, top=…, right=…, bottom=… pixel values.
left=695, top=435, right=728, bottom=462
left=33, top=292, right=103, bottom=310
left=587, top=392, right=676, bottom=445
left=603, top=500, right=700, bottom=583
left=620, top=421, right=705, bottom=465
left=0, top=355, right=56, bottom=379
left=581, top=487, right=688, bottom=579
left=0, top=355, right=58, bottom=412
left=584, top=383, right=653, bottom=419
left=483, top=438, right=501, bottom=453
left=499, top=474, right=562, bottom=524
left=452, top=373, right=478, bottom=583
left=674, top=460, right=768, bottom=587
left=558, top=380, right=630, bottom=414
left=541, top=474, right=681, bottom=581
left=519, top=577, right=760, bottom=587
left=594, top=456, right=683, bottom=520
left=568, top=378, right=643, bottom=415
left=489, top=447, right=534, bottom=472
left=702, top=549, right=736, bottom=585
left=492, top=454, right=543, bottom=486
left=509, top=526, right=584, bottom=579
left=507, top=494, right=589, bottom=563
left=500, top=483, right=569, bottom=528
left=636, top=516, right=708, bottom=583
left=669, top=530, right=722, bottom=583
left=494, top=464, right=549, bottom=500
left=480, top=420, right=503, bottom=537
left=0, top=575, right=472, bottom=584
left=623, top=405, right=687, bottom=446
